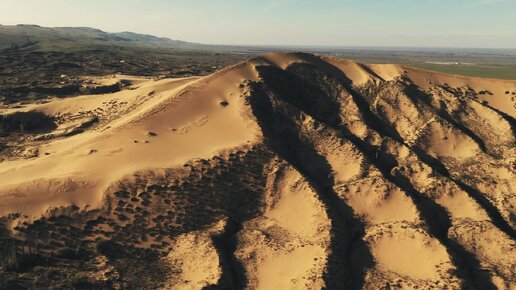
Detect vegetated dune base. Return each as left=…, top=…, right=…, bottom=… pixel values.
left=0, top=52, right=515, bottom=290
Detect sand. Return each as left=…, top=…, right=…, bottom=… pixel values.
left=236, top=164, right=330, bottom=289
left=0, top=52, right=514, bottom=289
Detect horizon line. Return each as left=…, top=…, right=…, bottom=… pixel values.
left=3, top=23, right=516, bottom=51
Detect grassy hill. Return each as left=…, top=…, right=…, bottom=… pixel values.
left=0, top=24, right=192, bottom=51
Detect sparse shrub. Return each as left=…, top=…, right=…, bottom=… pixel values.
left=94, top=240, right=123, bottom=259
left=49, top=271, right=113, bottom=290
left=1, top=240, right=44, bottom=272
left=0, top=240, right=18, bottom=271
left=478, top=90, right=493, bottom=96
left=0, top=111, right=56, bottom=133
left=114, top=191, right=130, bottom=198
left=14, top=254, right=45, bottom=272
left=42, top=269, right=60, bottom=280
left=56, top=248, right=84, bottom=260
left=81, top=83, right=121, bottom=95
left=0, top=273, right=25, bottom=290
left=0, top=272, right=15, bottom=290
left=70, top=273, right=95, bottom=289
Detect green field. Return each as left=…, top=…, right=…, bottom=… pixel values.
left=406, top=63, right=516, bottom=80
left=318, top=48, right=516, bottom=80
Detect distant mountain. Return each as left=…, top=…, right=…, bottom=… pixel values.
left=0, top=24, right=191, bottom=50
left=111, top=31, right=185, bottom=44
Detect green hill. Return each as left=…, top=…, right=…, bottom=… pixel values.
left=0, top=24, right=191, bottom=51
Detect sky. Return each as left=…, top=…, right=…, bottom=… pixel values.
left=1, top=0, right=516, bottom=48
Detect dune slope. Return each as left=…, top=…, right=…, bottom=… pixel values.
left=0, top=52, right=515, bottom=290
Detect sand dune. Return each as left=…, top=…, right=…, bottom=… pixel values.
left=0, top=52, right=514, bottom=289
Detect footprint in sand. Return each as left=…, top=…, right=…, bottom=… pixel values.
left=171, top=115, right=209, bottom=135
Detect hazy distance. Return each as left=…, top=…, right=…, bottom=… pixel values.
left=1, top=0, right=516, bottom=48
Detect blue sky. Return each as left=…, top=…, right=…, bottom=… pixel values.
left=1, top=0, right=515, bottom=48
